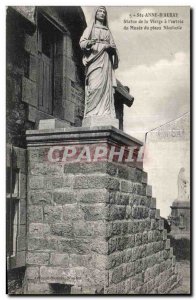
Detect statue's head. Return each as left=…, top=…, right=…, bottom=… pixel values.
left=180, top=167, right=185, bottom=173
left=95, top=6, right=107, bottom=26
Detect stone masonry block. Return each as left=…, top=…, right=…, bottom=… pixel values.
left=135, top=233, right=143, bottom=246
left=134, top=259, right=143, bottom=274
left=142, top=171, right=148, bottom=184
left=40, top=266, right=76, bottom=284
left=91, top=239, right=109, bottom=255
left=50, top=253, right=69, bottom=266
left=155, top=209, right=160, bottom=219
left=44, top=176, right=63, bottom=190
left=29, top=176, right=44, bottom=190
left=28, top=191, right=53, bottom=205
left=148, top=231, right=153, bottom=243
left=159, top=219, right=164, bottom=230
left=154, top=230, right=161, bottom=242
left=73, top=220, right=94, bottom=237
left=146, top=185, right=152, bottom=197
left=27, top=252, right=50, bottom=265
left=107, top=205, right=126, bottom=221
left=28, top=238, right=58, bottom=251
left=28, top=148, right=48, bottom=164
left=77, top=189, right=109, bottom=203
left=134, top=168, right=143, bottom=182
left=109, top=265, right=124, bottom=284
left=170, top=247, right=174, bottom=258
left=30, top=163, right=64, bottom=176
left=109, top=192, right=129, bottom=205
left=74, top=175, right=120, bottom=190
left=50, top=222, right=73, bottom=237
left=120, top=181, right=134, bottom=193
left=81, top=204, right=106, bottom=221
left=131, top=273, right=143, bottom=291
left=44, top=206, right=63, bottom=223
left=58, top=238, right=91, bottom=255
left=70, top=254, right=91, bottom=268
left=91, top=253, right=107, bottom=270
left=117, top=164, right=134, bottom=180
left=63, top=204, right=84, bottom=221
left=139, top=219, right=151, bottom=232
left=150, top=197, right=156, bottom=209
left=28, top=205, right=43, bottom=222
left=53, top=189, right=76, bottom=204
left=29, top=223, right=50, bottom=238
left=151, top=219, right=159, bottom=230
left=132, top=206, right=148, bottom=219
left=27, top=283, right=52, bottom=294
left=163, top=229, right=168, bottom=240
left=142, top=231, right=148, bottom=244
left=121, top=222, right=129, bottom=235
left=116, top=236, right=129, bottom=251
left=26, top=267, right=40, bottom=280
left=126, top=262, right=135, bottom=278
left=172, top=256, right=176, bottom=266
left=107, top=252, right=123, bottom=269
left=126, top=206, right=132, bottom=219
left=64, top=161, right=117, bottom=176
left=63, top=175, right=75, bottom=188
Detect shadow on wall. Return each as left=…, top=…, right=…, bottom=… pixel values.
left=169, top=235, right=190, bottom=261
left=7, top=267, right=26, bottom=294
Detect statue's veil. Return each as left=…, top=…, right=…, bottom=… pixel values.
left=84, top=6, right=109, bottom=40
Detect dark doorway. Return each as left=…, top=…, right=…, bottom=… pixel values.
left=50, top=283, right=72, bottom=294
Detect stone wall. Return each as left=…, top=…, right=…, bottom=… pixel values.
left=25, top=127, right=179, bottom=294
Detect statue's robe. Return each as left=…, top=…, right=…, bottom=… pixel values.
left=80, top=23, right=118, bottom=117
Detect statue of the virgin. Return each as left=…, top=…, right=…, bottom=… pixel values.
left=80, top=7, right=119, bottom=126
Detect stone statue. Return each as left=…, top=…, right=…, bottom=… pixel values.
left=177, top=167, right=189, bottom=201
left=80, top=6, right=119, bottom=127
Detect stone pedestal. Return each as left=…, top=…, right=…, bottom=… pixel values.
left=25, top=125, right=179, bottom=294
left=38, top=118, right=70, bottom=130
left=82, top=116, right=119, bottom=129
left=169, top=200, right=190, bottom=239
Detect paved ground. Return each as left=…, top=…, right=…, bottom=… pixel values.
left=169, top=260, right=191, bottom=294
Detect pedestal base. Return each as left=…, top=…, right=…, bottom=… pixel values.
left=82, top=116, right=119, bottom=129
left=25, top=126, right=179, bottom=294
left=38, top=118, right=70, bottom=130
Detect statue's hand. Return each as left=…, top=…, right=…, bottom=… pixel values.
left=87, top=39, right=97, bottom=48
left=104, top=43, right=111, bottom=49
left=105, top=44, right=116, bottom=55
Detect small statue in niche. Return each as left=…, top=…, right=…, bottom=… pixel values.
left=177, top=167, right=189, bottom=201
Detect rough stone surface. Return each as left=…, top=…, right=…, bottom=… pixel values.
left=82, top=115, right=119, bottom=129
left=25, top=130, right=178, bottom=295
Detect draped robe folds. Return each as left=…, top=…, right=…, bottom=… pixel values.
left=80, top=23, right=119, bottom=117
